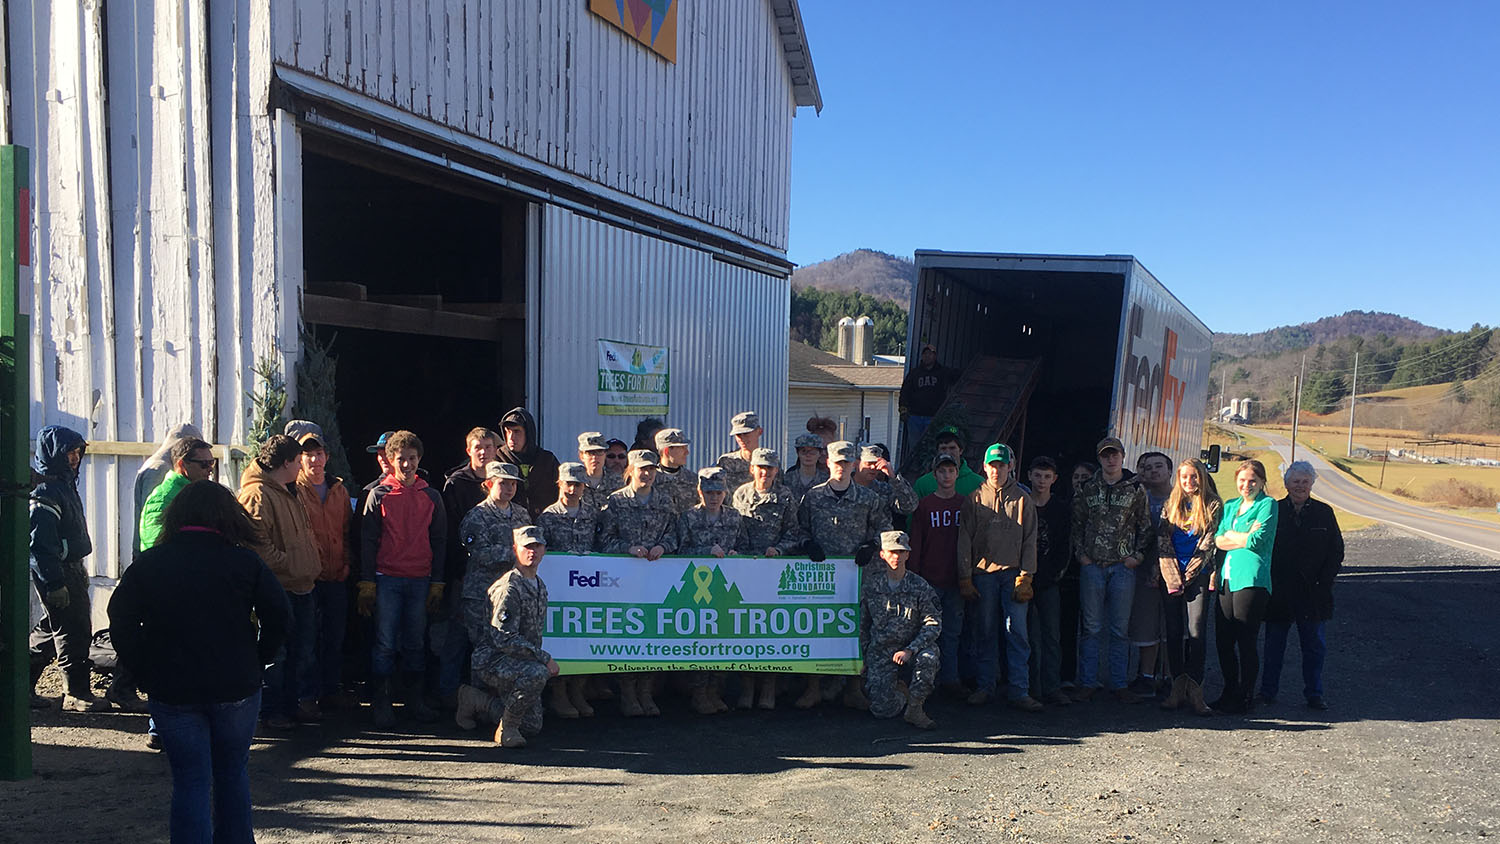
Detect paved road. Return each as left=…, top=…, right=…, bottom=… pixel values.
left=1240, top=425, right=1500, bottom=559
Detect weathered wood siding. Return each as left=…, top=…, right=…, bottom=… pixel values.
left=6, top=2, right=296, bottom=610
left=272, top=0, right=798, bottom=250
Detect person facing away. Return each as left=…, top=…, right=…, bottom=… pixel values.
left=108, top=479, right=292, bottom=844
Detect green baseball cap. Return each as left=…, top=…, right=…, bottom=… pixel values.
left=984, top=443, right=1013, bottom=465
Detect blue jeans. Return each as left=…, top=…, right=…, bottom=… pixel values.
left=933, top=585, right=964, bottom=686
left=373, top=574, right=430, bottom=678
left=1028, top=584, right=1062, bottom=697
left=312, top=580, right=348, bottom=698
left=434, top=575, right=472, bottom=698
left=262, top=591, right=316, bottom=719
left=967, top=572, right=1031, bottom=697
left=1260, top=619, right=1326, bottom=700
left=1079, top=562, right=1136, bottom=690
left=149, top=691, right=261, bottom=844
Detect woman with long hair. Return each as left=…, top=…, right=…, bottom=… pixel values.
left=1157, top=458, right=1223, bottom=715
left=109, top=480, right=291, bottom=843
left=1212, top=459, right=1279, bottom=714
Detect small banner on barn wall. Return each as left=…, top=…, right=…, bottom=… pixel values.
left=544, top=553, right=863, bottom=675
left=589, top=0, right=678, bottom=63
left=597, top=339, right=670, bottom=416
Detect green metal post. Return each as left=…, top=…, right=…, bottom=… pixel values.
left=1, top=145, right=34, bottom=781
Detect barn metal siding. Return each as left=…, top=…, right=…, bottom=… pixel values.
left=6, top=3, right=290, bottom=621
left=788, top=387, right=899, bottom=452
left=271, top=0, right=798, bottom=250
left=537, top=206, right=788, bottom=470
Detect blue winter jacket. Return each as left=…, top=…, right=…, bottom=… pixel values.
left=30, top=425, right=93, bottom=592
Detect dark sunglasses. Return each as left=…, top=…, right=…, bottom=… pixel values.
left=186, top=457, right=218, bottom=469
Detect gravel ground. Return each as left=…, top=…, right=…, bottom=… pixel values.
left=6, top=525, right=1499, bottom=843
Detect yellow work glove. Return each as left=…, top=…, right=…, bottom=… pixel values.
left=1012, top=571, right=1034, bottom=603
left=356, top=581, right=377, bottom=617
left=426, top=582, right=446, bottom=614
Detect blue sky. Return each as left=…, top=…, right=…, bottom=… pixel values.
left=787, top=2, right=1499, bottom=335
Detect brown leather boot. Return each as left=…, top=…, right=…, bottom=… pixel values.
left=1160, top=675, right=1188, bottom=710
left=549, top=681, right=579, bottom=719
left=1186, top=678, right=1212, bottom=716
left=566, top=677, right=595, bottom=717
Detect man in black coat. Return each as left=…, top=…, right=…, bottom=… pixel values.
left=1260, top=461, right=1344, bottom=710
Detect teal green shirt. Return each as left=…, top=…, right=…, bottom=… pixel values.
left=1215, top=492, right=1278, bottom=593
left=912, top=462, right=984, bottom=498
left=138, top=471, right=191, bottom=552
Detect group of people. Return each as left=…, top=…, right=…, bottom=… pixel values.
left=25, top=406, right=1345, bottom=842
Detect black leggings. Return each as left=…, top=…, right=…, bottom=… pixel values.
left=1164, top=580, right=1211, bottom=682
left=1215, top=587, right=1268, bottom=701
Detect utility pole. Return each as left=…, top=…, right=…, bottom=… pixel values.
left=1290, top=375, right=1300, bottom=464
left=1346, top=352, right=1359, bottom=458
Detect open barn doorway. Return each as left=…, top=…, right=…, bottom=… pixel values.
left=299, top=139, right=531, bottom=489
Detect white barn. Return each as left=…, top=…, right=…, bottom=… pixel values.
left=3, top=1, right=821, bottom=620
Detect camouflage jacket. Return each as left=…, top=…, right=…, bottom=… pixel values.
left=784, top=466, right=829, bottom=505
left=861, top=474, right=920, bottom=517
left=731, top=483, right=807, bottom=554
left=675, top=506, right=748, bottom=556
left=653, top=465, right=699, bottom=516
left=595, top=486, right=679, bottom=554
left=797, top=481, right=892, bottom=556
left=582, top=470, right=624, bottom=517
left=860, top=570, right=941, bottom=654
left=471, top=570, right=550, bottom=672
left=1070, top=472, right=1152, bottom=565
left=459, top=501, right=531, bottom=637
left=536, top=502, right=598, bottom=555
left=716, top=451, right=753, bottom=494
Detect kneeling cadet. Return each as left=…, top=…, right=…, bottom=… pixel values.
left=459, top=526, right=559, bottom=747
left=862, top=530, right=942, bottom=729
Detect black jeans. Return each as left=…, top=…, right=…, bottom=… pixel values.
left=30, top=563, right=95, bottom=694
left=1164, top=580, right=1211, bottom=682
left=1215, top=586, right=1268, bottom=701
left=1057, top=575, right=1080, bottom=684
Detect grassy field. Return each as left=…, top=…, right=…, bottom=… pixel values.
left=1201, top=424, right=1378, bottom=531
left=1255, top=424, right=1500, bottom=525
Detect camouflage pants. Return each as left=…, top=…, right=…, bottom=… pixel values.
left=867, top=646, right=939, bottom=719
left=475, top=660, right=548, bottom=735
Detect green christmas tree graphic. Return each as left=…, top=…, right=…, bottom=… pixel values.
left=663, top=562, right=745, bottom=608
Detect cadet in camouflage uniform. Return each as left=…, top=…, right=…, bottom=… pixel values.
left=855, top=443, right=919, bottom=529
left=652, top=428, right=699, bottom=516
left=731, top=448, right=807, bottom=557
left=536, top=462, right=598, bottom=719
left=594, top=449, right=677, bottom=717
left=459, top=462, right=533, bottom=644
left=536, top=462, right=598, bottom=555
left=795, top=441, right=889, bottom=710
left=575, top=432, right=620, bottom=516
left=458, top=526, right=558, bottom=747
left=785, top=432, right=830, bottom=504
left=861, top=530, right=941, bottom=728
left=676, top=468, right=747, bottom=557
left=716, top=411, right=764, bottom=493
left=798, top=441, right=893, bottom=558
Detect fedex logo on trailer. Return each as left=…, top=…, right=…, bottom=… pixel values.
left=1121, top=303, right=1188, bottom=453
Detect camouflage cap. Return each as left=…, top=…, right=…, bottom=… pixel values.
left=627, top=449, right=659, bottom=468
left=984, top=443, right=1014, bottom=465
left=932, top=452, right=960, bottom=469
left=729, top=411, right=761, bottom=435
left=859, top=445, right=887, bottom=463
left=577, top=432, right=607, bottom=452
left=697, top=467, right=728, bottom=492
left=486, top=461, right=524, bottom=482
left=513, top=525, right=546, bottom=547
left=879, top=530, right=912, bottom=552
left=1095, top=436, right=1125, bottom=456
left=284, top=419, right=325, bottom=450
left=793, top=432, right=824, bottom=450
left=654, top=428, right=691, bottom=450
left=558, top=462, right=589, bottom=484
left=750, top=447, right=780, bottom=468
left=827, top=440, right=858, bottom=462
